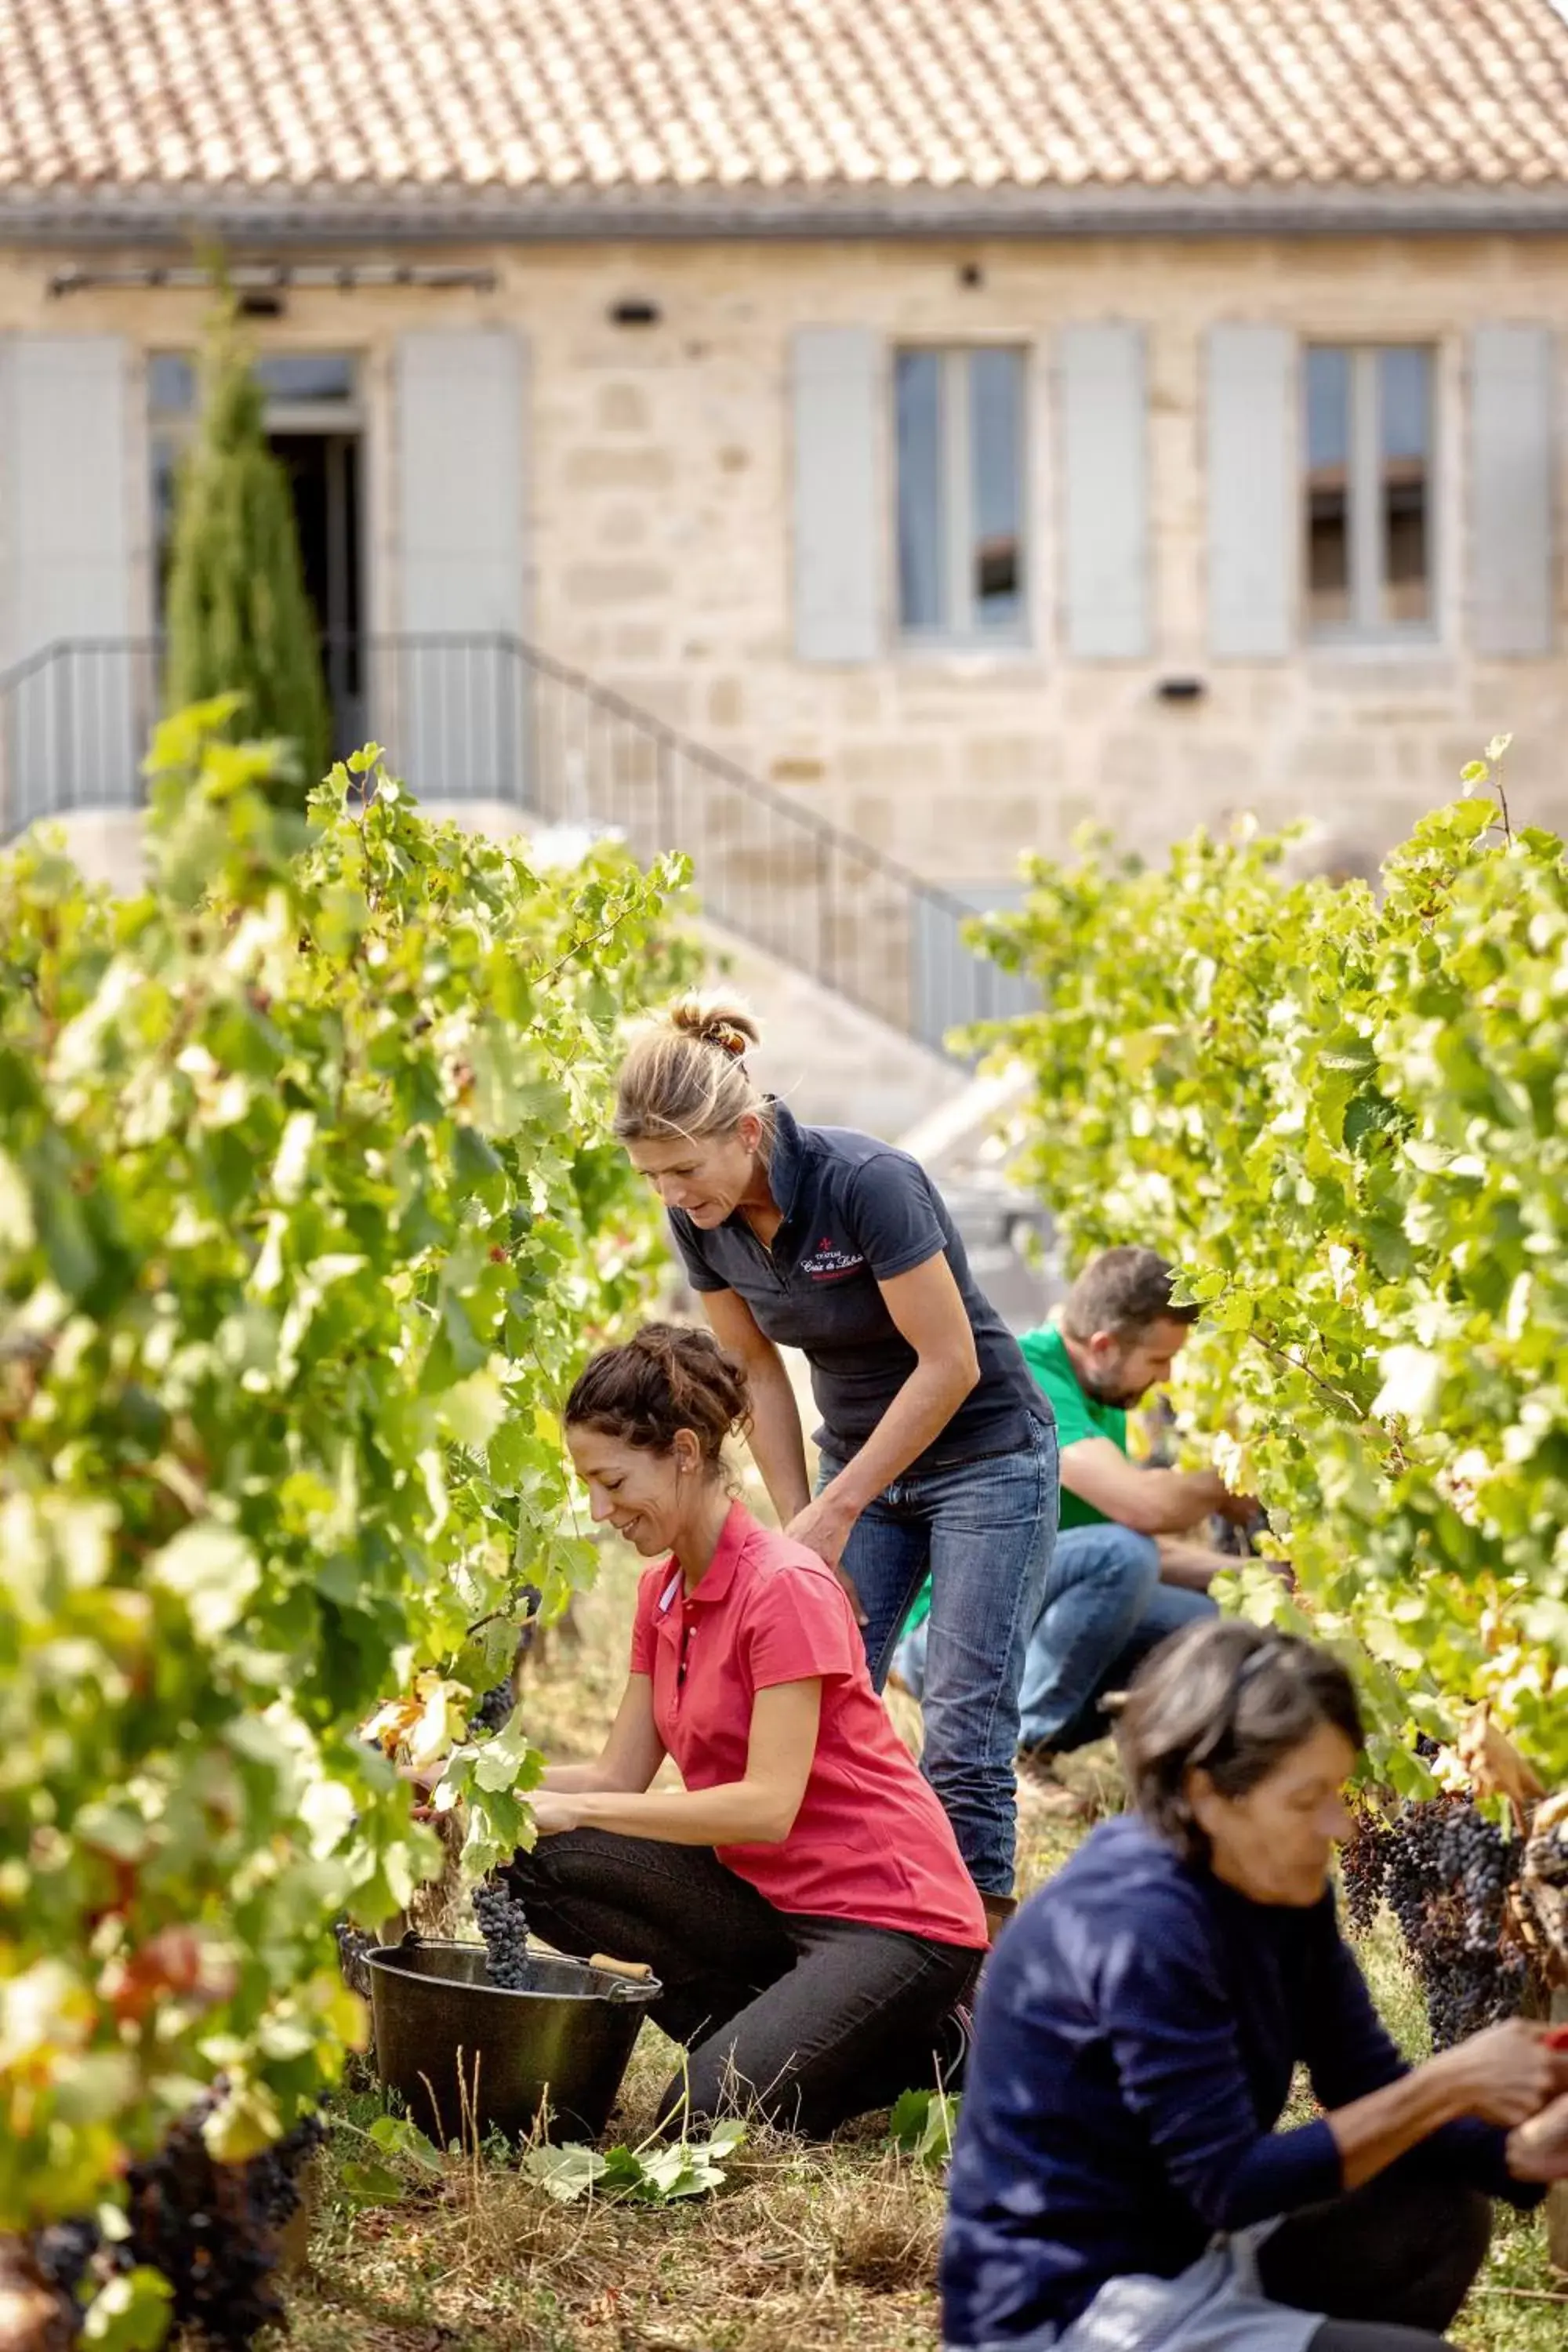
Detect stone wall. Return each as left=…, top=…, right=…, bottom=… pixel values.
left=2, top=230, right=1565, bottom=900
left=523, top=234, right=1568, bottom=881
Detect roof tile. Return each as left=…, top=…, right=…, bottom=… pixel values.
left=0, top=0, right=1563, bottom=204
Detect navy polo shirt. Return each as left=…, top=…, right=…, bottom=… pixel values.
left=941, top=1815, right=1541, bottom=2347
left=667, top=1103, right=1050, bottom=1475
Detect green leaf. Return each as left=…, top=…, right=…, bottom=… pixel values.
left=523, top=2143, right=608, bottom=2203
left=367, top=2112, right=445, bottom=2172
left=338, top=2158, right=407, bottom=2209
left=147, top=1523, right=260, bottom=1641
left=82, top=2270, right=175, bottom=2352
left=888, top=2086, right=960, bottom=2166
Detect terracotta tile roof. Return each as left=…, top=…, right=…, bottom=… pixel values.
left=0, top=0, right=1565, bottom=222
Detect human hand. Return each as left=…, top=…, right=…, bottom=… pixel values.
left=1212, top=1486, right=1261, bottom=1527
left=1434, top=2019, right=1568, bottom=2128
left=529, top=1790, right=584, bottom=1838
left=1507, top=2090, right=1568, bottom=2182
left=782, top=1497, right=866, bottom=1621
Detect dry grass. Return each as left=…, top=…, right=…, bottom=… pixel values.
left=282, top=1539, right=1565, bottom=2352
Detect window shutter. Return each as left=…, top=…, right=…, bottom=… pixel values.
left=0, top=333, right=136, bottom=826
left=394, top=328, right=526, bottom=797
left=1205, top=325, right=1294, bottom=659
left=1470, top=325, right=1555, bottom=658
left=1058, top=322, right=1149, bottom=659
left=791, top=327, right=882, bottom=663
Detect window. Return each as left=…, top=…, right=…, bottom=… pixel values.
left=1304, top=345, right=1434, bottom=641
left=895, top=347, right=1025, bottom=642
left=147, top=350, right=361, bottom=625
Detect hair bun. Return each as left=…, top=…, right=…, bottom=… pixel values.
left=666, top=993, right=763, bottom=1058
left=614, top=994, right=765, bottom=1146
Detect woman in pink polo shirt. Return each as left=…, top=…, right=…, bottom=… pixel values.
left=499, top=1322, right=988, bottom=2137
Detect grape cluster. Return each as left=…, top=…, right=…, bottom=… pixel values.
left=31, top=2218, right=103, bottom=2300
left=1379, top=1796, right=1527, bottom=2050
left=28, top=2104, right=326, bottom=2347
left=474, top=1876, right=533, bottom=1991
left=516, top=1581, right=544, bottom=1657
left=333, top=1915, right=376, bottom=1997
left=1338, top=1804, right=1387, bottom=1936
left=122, top=2102, right=327, bottom=2347
left=467, top=1680, right=515, bottom=1737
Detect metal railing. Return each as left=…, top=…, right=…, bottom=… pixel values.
left=0, top=632, right=1034, bottom=1054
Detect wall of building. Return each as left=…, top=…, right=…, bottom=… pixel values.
left=1, top=230, right=1564, bottom=893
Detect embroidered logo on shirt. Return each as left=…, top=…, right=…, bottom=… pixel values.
left=799, top=1236, right=866, bottom=1280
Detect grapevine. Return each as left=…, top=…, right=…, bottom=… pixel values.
left=0, top=705, right=693, bottom=2318
left=972, top=763, right=1568, bottom=1871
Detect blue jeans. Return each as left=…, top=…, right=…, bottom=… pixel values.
left=817, top=1417, right=1058, bottom=1896
left=895, top=1535, right=1215, bottom=1755
left=1017, top=1523, right=1217, bottom=1752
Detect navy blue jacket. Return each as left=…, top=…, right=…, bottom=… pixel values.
left=941, top=1816, right=1540, bottom=2348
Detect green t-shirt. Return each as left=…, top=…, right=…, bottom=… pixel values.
left=902, top=1323, right=1126, bottom=1633
left=1017, top=1323, right=1126, bottom=1531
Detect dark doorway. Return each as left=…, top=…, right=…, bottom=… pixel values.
left=268, top=430, right=365, bottom=758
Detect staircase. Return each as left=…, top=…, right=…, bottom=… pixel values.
left=0, top=632, right=1034, bottom=1057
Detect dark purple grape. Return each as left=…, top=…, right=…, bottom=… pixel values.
left=474, top=1877, right=532, bottom=1991
left=1375, top=1795, right=1528, bottom=2049
left=467, top=1680, right=514, bottom=1737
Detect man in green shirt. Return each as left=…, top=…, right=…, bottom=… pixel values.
left=895, top=1247, right=1250, bottom=1789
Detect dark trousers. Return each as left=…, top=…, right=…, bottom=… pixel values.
left=1258, top=2172, right=1493, bottom=2352
left=505, top=1828, right=981, bottom=2138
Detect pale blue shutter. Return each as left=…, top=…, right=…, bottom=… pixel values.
left=1206, top=325, right=1295, bottom=659
left=0, top=333, right=136, bottom=827
left=1058, top=323, right=1149, bottom=659
left=791, top=328, right=882, bottom=662
left=393, top=328, right=526, bottom=798
left=1470, top=325, right=1555, bottom=657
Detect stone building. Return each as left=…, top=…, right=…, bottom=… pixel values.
left=0, top=0, right=1565, bottom=1065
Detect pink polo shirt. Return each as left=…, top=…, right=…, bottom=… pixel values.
left=629, top=1501, right=986, bottom=1949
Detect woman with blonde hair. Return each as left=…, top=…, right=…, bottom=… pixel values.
left=610, top=995, right=1058, bottom=1935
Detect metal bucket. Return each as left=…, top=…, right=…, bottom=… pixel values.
left=367, top=1940, right=661, bottom=2144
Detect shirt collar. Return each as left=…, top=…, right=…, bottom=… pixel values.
left=655, top=1498, right=755, bottom=1627
left=764, top=1100, right=807, bottom=1224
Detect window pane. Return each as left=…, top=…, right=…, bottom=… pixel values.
left=1379, top=347, right=1431, bottom=625
left=969, top=349, right=1023, bottom=631
left=896, top=351, right=947, bottom=632
left=254, top=353, right=358, bottom=402
left=1305, top=347, right=1350, bottom=633
left=149, top=353, right=197, bottom=413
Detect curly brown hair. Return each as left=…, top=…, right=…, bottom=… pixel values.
left=564, top=1322, right=752, bottom=1469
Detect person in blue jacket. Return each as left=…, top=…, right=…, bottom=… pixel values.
left=612, top=994, right=1058, bottom=1938
left=942, top=1618, right=1568, bottom=2352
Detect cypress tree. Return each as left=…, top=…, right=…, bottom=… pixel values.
left=163, top=303, right=331, bottom=802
